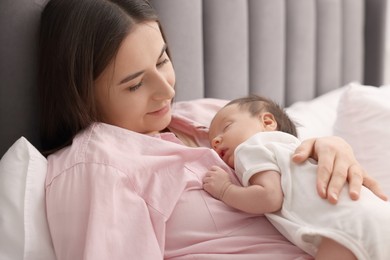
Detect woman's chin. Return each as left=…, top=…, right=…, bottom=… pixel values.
left=149, top=116, right=172, bottom=134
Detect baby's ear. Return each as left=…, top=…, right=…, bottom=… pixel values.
left=260, top=113, right=278, bottom=131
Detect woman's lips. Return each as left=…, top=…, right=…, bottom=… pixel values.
left=148, top=104, right=170, bottom=116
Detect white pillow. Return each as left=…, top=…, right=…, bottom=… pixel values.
left=286, top=86, right=347, bottom=140
left=334, top=83, right=390, bottom=198
left=0, top=137, right=56, bottom=260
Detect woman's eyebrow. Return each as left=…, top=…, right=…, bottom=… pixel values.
left=118, top=44, right=167, bottom=85
left=119, top=71, right=143, bottom=85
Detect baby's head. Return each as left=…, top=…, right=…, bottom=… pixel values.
left=209, top=95, right=296, bottom=168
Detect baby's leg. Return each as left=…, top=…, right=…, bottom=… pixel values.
left=315, top=237, right=356, bottom=260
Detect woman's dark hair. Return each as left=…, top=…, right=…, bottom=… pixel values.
left=225, top=95, right=298, bottom=137
left=39, top=0, right=159, bottom=155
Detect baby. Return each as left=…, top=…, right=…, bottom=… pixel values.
left=203, top=95, right=390, bottom=260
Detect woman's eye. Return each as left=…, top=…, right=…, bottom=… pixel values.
left=157, top=58, right=169, bottom=68
left=128, top=82, right=143, bottom=92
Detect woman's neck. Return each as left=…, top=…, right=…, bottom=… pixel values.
left=166, top=127, right=199, bottom=147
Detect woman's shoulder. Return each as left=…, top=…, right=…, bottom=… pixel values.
left=48, top=123, right=148, bottom=167
left=45, top=123, right=163, bottom=192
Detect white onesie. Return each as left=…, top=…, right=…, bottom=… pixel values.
left=234, top=131, right=390, bottom=260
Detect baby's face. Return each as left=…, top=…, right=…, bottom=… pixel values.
left=209, top=104, right=267, bottom=168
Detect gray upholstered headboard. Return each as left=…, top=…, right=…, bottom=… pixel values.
left=0, top=0, right=388, bottom=157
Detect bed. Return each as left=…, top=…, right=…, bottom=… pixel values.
left=0, top=0, right=389, bottom=259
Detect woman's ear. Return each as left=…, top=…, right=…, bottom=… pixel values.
left=260, top=113, right=277, bottom=131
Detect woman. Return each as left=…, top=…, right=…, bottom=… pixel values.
left=39, top=0, right=386, bottom=259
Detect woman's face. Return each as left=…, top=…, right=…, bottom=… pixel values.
left=94, top=22, right=175, bottom=135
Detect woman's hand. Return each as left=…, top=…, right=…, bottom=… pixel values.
left=292, top=136, right=388, bottom=204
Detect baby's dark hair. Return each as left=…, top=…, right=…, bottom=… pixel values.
left=225, top=95, right=297, bottom=137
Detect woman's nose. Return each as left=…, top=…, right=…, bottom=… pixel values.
left=152, top=70, right=175, bottom=100
left=155, top=81, right=175, bottom=100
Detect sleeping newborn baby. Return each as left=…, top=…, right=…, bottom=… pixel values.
left=203, top=95, right=390, bottom=260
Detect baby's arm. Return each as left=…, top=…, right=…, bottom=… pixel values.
left=203, top=166, right=283, bottom=214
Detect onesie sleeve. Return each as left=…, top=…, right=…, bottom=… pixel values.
left=46, top=163, right=164, bottom=260
left=234, top=136, right=281, bottom=187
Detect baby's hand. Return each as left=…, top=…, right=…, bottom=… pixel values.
left=203, top=165, right=232, bottom=200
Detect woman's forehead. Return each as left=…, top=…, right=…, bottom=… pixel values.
left=116, top=21, right=163, bottom=62
left=102, top=21, right=165, bottom=84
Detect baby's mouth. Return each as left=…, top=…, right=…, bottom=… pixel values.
left=219, top=148, right=227, bottom=160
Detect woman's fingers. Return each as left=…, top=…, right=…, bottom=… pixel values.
left=361, top=173, right=388, bottom=201
left=292, top=137, right=336, bottom=200
left=346, top=163, right=363, bottom=200
left=313, top=137, right=359, bottom=203
left=314, top=149, right=334, bottom=200
left=293, top=136, right=389, bottom=203
left=291, top=138, right=316, bottom=163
